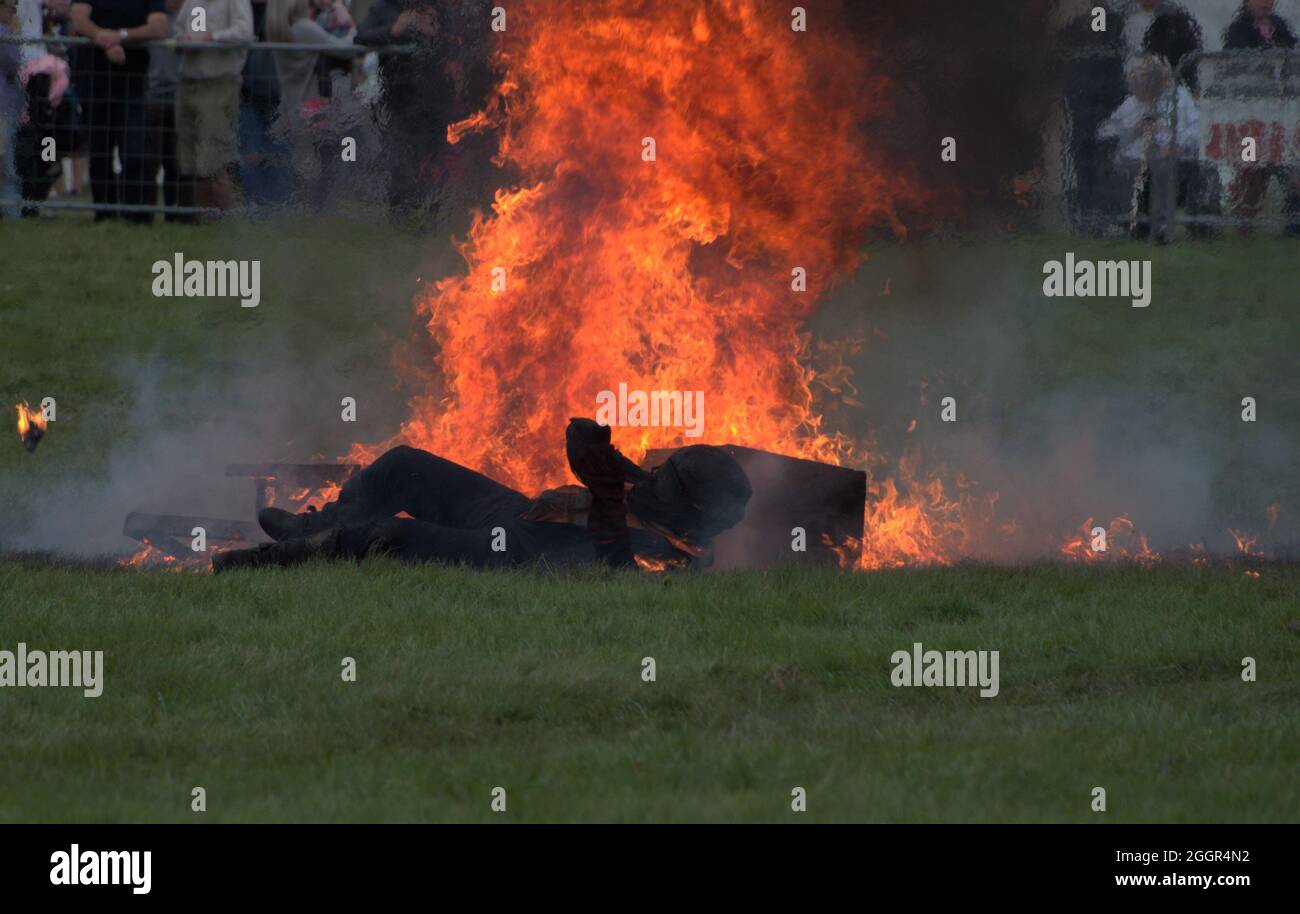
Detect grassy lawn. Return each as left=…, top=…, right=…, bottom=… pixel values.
left=0, top=558, right=1296, bottom=822
left=1, top=219, right=1297, bottom=822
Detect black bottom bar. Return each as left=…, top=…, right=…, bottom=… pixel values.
left=1, top=824, right=1287, bottom=900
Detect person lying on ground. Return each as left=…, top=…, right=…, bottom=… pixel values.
left=213, top=417, right=753, bottom=573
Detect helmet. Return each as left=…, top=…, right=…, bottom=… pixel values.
left=628, top=446, right=752, bottom=543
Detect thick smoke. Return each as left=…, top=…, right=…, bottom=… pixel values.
left=813, top=242, right=1298, bottom=560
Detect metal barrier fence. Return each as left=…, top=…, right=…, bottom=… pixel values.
left=3, top=33, right=1299, bottom=233
left=1, top=31, right=456, bottom=221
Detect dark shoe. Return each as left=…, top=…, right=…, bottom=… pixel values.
left=212, top=528, right=342, bottom=574
left=258, top=504, right=341, bottom=541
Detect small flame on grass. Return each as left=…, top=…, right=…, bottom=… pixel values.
left=15, top=401, right=47, bottom=452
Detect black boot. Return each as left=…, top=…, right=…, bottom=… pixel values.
left=212, top=528, right=343, bottom=574
left=257, top=503, right=352, bottom=541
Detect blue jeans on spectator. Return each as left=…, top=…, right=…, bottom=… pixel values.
left=238, top=104, right=291, bottom=209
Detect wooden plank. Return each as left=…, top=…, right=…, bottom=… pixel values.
left=122, top=512, right=263, bottom=544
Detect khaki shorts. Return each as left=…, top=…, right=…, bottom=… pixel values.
left=176, top=77, right=241, bottom=178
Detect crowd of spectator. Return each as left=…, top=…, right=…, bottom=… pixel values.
left=1062, top=0, right=1300, bottom=239
left=0, top=0, right=491, bottom=223
left=3, top=0, right=1300, bottom=234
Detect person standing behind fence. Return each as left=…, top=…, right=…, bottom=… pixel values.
left=266, top=0, right=352, bottom=202
left=1059, top=0, right=1129, bottom=234
left=1224, top=0, right=1300, bottom=233
left=237, top=0, right=288, bottom=206
left=356, top=0, right=446, bottom=226
left=266, top=0, right=352, bottom=118
left=1, top=0, right=22, bottom=218
left=175, top=0, right=251, bottom=213
left=142, top=0, right=181, bottom=218
left=69, top=0, right=167, bottom=221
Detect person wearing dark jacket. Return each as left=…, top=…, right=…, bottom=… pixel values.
left=1224, top=0, right=1300, bottom=233
left=68, top=0, right=169, bottom=221
left=1059, top=1, right=1129, bottom=232
left=238, top=0, right=291, bottom=206
left=1224, top=0, right=1298, bottom=50
left=356, top=0, right=448, bottom=224
left=213, top=418, right=754, bottom=573
left=1138, top=0, right=1203, bottom=89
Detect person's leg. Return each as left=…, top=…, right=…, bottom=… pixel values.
left=340, top=517, right=517, bottom=567
left=1229, top=165, right=1268, bottom=230
left=104, top=70, right=131, bottom=217
left=216, top=516, right=531, bottom=573
left=142, top=100, right=163, bottom=209
left=193, top=77, right=240, bottom=214
left=214, top=79, right=241, bottom=210
left=1148, top=157, right=1174, bottom=243
left=1184, top=162, right=1221, bottom=240
left=0, top=115, right=18, bottom=219
left=160, top=99, right=180, bottom=214
left=118, top=75, right=150, bottom=222
left=1129, top=165, right=1151, bottom=239
left=335, top=445, right=531, bottom=527
left=1281, top=166, right=1300, bottom=236
left=174, top=82, right=199, bottom=218
left=257, top=445, right=533, bottom=542
left=85, top=71, right=118, bottom=218
left=384, top=123, right=421, bottom=222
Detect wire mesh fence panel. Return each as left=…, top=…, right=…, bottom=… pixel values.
left=2, top=27, right=484, bottom=222
left=3, top=30, right=1299, bottom=232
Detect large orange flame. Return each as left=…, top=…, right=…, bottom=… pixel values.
left=351, top=1, right=908, bottom=494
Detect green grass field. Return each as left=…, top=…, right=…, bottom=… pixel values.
left=1, top=218, right=1298, bottom=822
left=1, top=558, right=1297, bottom=822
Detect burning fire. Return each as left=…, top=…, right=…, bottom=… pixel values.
left=317, top=1, right=1282, bottom=573
left=120, top=537, right=235, bottom=571
left=346, top=0, right=975, bottom=565
left=15, top=401, right=47, bottom=452
left=1229, top=528, right=1261, bottom=558
left=121, top=539, right=187, bottom=571
left=1058, top=515, right=1160, bottom=564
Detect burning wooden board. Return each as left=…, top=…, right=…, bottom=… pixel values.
left=225, top=463, right=360, bottom=511
left=122, top=512, right=265, bottom=559
left=643, top=446, right=865, bottom=569
left=120, top=464, right=357, bottom=567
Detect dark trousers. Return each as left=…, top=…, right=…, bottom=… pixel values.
left=383, top=112, right=445, bottom=227
left=330, top=446, right=590, bottom=567
left=143, top=98, right=185, bottom=217
left=237, top=103, right=291, bottom=207
left=82, top=68, right=150, bottom=222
